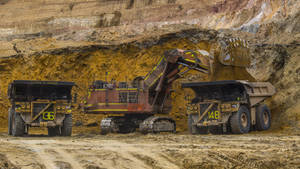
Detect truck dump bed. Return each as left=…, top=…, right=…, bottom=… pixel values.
left=8, top=80, right=75, bottom=102
left=182, top=80, right=276, bottom=107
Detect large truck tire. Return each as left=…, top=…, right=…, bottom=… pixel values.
left=12, top=112, right=25, bottom=136
left=230, top=105, right=250, bottom=134
left=188, top=114, right=208, bottom=134
left=255, top=104, right=271, bottom=131
left=48, top=127, right=60, bottom=136
left=8, top=108, right=13, bottom=135
left=61, top=114, right=72, bottom=136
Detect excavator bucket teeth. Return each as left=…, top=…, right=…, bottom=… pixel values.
left=217, top=38, right=251, bottom=67
left=208, top=38, right=255, bottom=81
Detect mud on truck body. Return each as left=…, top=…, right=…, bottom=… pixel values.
left=7, top=80, right=76, bottom=136
left=182, top=80, right=276, bottom=134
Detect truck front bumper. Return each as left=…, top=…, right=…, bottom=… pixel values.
left=28, top=121, right=62, bottom=127
left=196, top=120, right=224, bottom=127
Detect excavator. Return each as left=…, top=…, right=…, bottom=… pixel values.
left=83, top=38, right=253, bottom=134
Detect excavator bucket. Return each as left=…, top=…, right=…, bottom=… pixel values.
left=144, top=40, right=255, bottom=88
left=209, top=38, right=255, bottom=81
left=216, top=38, right=251, bottom=67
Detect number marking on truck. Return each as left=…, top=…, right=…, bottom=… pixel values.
left=42, top=112, right=55, bottom=120
left=208, top=111, right=220, bottom=120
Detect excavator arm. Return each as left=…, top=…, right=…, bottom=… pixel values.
left=145, top=49, right=211, bottom=111
left=144, top=38, right=253, bottom=113
left=144, top=49, right=210, bottom=88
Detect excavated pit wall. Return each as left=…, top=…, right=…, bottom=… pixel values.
left=0, top=29, right=256, bottom=131
left=0, top=28, right=298, bottom=133
left=249, top=43, right=300, bottom=132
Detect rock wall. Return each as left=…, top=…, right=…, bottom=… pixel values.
left=0, top=29, right=244, bottom=131
left=0, top=0, right=299, bottom=132
left=0, top=0, right=299, bottom=43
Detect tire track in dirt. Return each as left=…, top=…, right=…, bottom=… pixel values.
left=3, top=138, right=180, bottom=169
left=0, top=134, right=299, bottom=169
left=53, top=139, right=180, bottom=169
left=32, top=146, right=58, bottom=169
left=52, top=140, right=151, bottom=168
left=53, top=148, right=82, bottom=169
left=102, top=140, right=180, bottom=169
left=9, top=139, right=83, bottom=169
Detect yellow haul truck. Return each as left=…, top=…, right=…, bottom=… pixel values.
left=7, top=80, right=76, bottom=136
left=182, top=80, right=276, bottom=134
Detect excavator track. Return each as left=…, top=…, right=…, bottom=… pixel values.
left=139, top=116, right=176, bottom=134
left=100, top=116, right=137, bottom=135
left=100, top=117, right=116, bottom=135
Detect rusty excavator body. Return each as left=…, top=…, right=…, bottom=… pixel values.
left=83, top=39, right=254, bottom=134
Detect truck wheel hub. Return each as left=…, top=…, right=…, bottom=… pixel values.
left=241, top=113, right=248, bottom=128
left=263, top=111, right=269, bottom=125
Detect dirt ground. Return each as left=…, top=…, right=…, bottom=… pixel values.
left=0, top=127, right=299, bottom=169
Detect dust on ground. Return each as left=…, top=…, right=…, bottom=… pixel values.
left=0, top=130, right=299, bottom=169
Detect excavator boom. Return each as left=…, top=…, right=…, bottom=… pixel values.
left=144, top=49, right=210, bottom=88
left=145, top=49, right=211, bottom=109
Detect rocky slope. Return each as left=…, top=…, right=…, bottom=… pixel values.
left=0, top=0, right=299, bottom=132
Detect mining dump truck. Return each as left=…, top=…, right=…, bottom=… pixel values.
left=83, top=38, right=254, bottom=134
left=7, top=80, right=76, bottom=136
left=182, top=80, right=276, bottom=134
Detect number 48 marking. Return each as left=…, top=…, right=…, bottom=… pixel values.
left=208, top=111, right=220, bottom=119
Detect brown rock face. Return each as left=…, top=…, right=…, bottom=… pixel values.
left=0, top=0, right=299, bottom=132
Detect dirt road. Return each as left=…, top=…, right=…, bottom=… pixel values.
left=0, top=131, right=299, bottom=169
